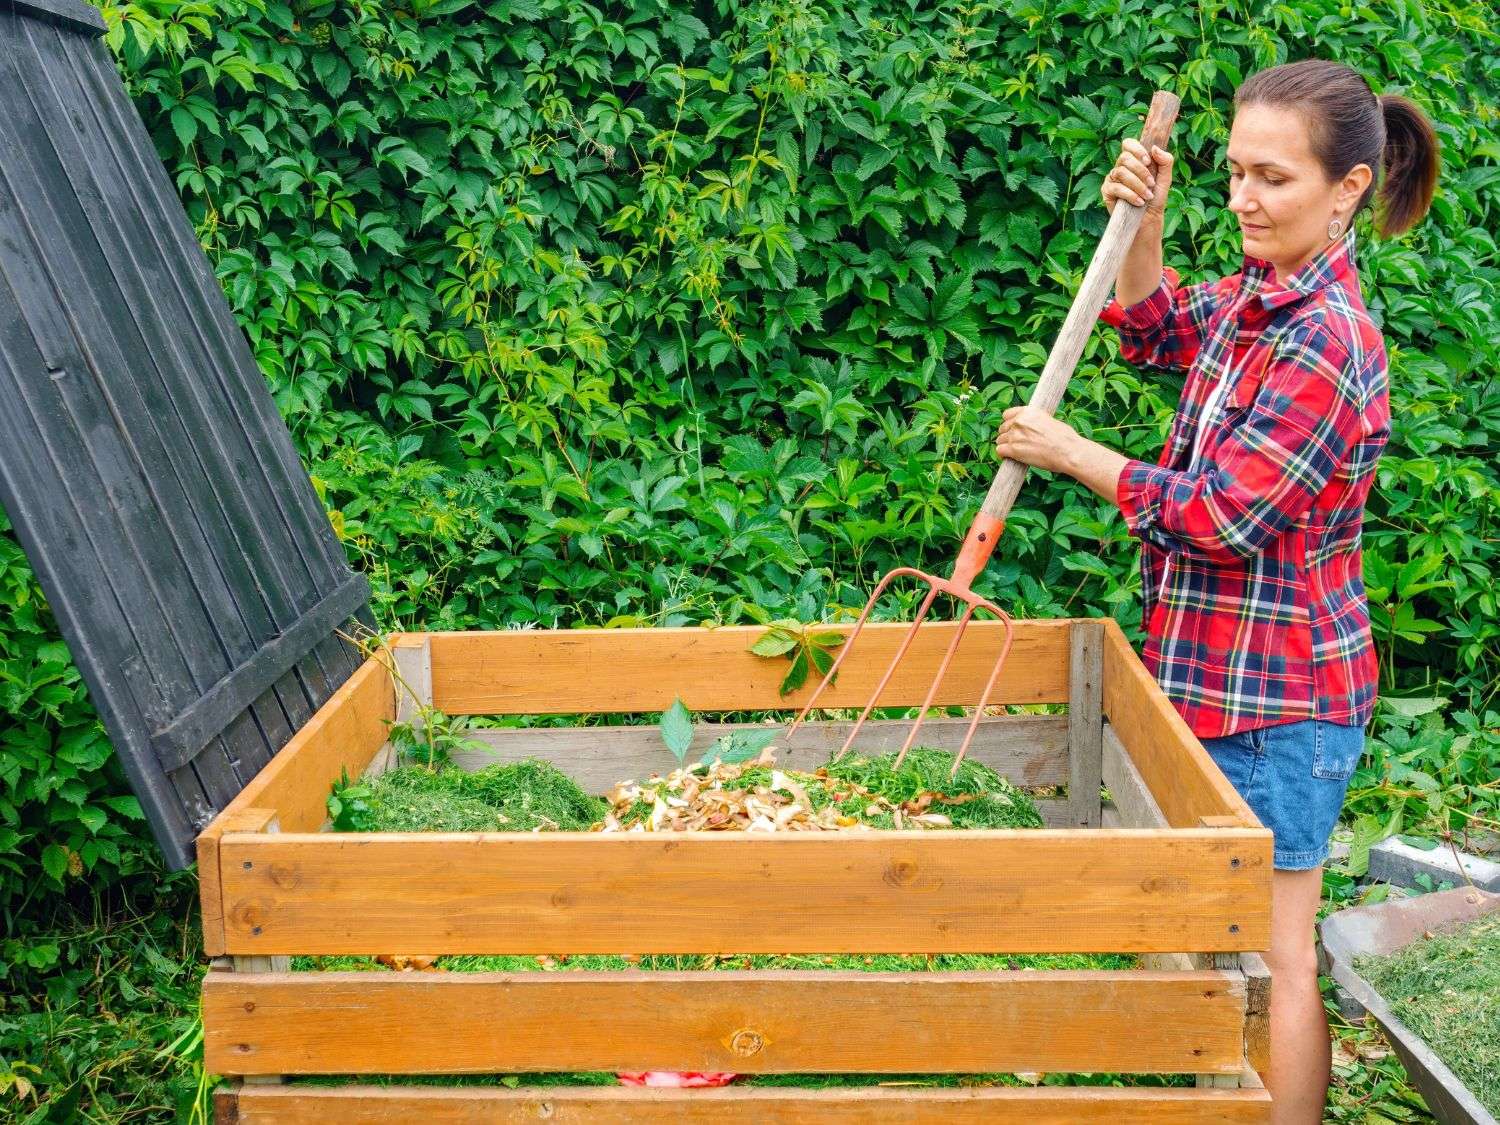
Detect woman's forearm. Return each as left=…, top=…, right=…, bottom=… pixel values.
left=1064, top=436, right=1132, bottom=505
left=992, top=406, right=1132, bottom=508
left=1115, top=214, right=1165, bottom=309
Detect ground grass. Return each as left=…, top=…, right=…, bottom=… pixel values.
left=1355, top=912, right=1500, bottom=1117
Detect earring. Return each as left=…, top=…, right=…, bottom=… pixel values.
left=1327, top=216, right=1345, bottom=239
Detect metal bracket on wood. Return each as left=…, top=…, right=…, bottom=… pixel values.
left=1066, top=621, right=1104, bottom=828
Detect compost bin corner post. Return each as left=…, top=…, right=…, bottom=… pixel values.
left=365, top=633, right=431, bottom=779
left=229, top=810, right=289, bottom=1087
left=1066, top=620, right=1105, bottom=827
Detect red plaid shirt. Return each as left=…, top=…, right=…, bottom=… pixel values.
left=1098, top=230, right=1388, bottom=738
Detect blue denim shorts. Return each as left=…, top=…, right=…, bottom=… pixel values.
left=1199, top=719, right=1364, bottom=870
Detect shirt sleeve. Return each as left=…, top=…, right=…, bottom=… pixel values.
left=1115, top=314, right=1364, bottom=562
left=1098, top=267, right=1239, bottom=374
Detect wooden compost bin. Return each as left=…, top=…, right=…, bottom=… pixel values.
left=200, top=617, right=1274, bottom=1123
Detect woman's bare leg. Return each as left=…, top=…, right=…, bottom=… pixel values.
left=1262, top=867, right=1330, bottom=1123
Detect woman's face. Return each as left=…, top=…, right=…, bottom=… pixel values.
left=1226, top=103, right=1371, bottom=282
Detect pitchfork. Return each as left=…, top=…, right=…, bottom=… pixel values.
left=786, top=90, right=1181, bottom=775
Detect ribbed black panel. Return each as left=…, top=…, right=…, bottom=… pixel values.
left=0, top=1, right=372, bottom=867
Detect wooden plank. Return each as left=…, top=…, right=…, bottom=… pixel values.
left=429, top=620, right=1072, bottom=714
left=1105, top=749, right=1201, bottom=974
left=452, top=715, right=1070, bottom=791
left=204, top=968, right=1248, bottom=1076
left=1242, top=951, right=1272, bottom=1081
left=227, top=812, right=289, bottom=1087
left=1037, top=797, right=1072, bottom=826
left=201, top=655, right=393, bottom=836
left=150, top=575, right=369, bottom=771
left=0, top=25, right=369, bottom=866
left=360, top=635, right=430, bottom=780
left=197, top=808, right=276, bottom=958
left=392, top=635, right=431, bottom=727
left=220, top=1083, right=1273, bottom=1124
left=1102, top=725, right=1167, bottom=831
left=216, top=830, right=1270, bottom=955
left=11, top=0, right=108, bottom=36
left=1066, top=622, right=1104, bottom=827
left=1099, top=620, right=1258, bottom=828
left=1198, top=953, right=1244, bottom=1089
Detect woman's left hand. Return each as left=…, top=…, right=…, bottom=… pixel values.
left=994, top=405, right=1083, bottom=475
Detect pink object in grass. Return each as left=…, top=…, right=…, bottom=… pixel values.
left=616, top=1071, right=737, bottom=1087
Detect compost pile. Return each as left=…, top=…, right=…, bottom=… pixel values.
left=334, top=747, right=1043, bottom=835
left=598, top=748, right=1042, bottom=833
left=1356, top=911, right=1500, bottom=1116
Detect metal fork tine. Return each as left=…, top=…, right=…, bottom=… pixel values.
left=786, top=568, right=920, bottom=741
left=950, top=602, right=1016, bottom=776
left=892, top=598, right=977, bottom=770
left=834, top=582, right=941, bottom=762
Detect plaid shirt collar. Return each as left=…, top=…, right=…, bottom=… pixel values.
left=1239, top=228, right=1359, bottom=312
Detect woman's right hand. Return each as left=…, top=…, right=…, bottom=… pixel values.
left=1102, top=138, right=1173, bottom=220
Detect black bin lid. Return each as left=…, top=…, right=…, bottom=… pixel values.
left=0, top=0, right=371, bottom=867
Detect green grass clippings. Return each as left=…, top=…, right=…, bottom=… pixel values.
left=1356, top=912, right=1500, bottom=1116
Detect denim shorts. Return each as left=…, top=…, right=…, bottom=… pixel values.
left=1199, top=719, right=1364, bottom=870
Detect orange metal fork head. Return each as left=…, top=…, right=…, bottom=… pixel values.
left=784, top=512, right=1013, bottom=776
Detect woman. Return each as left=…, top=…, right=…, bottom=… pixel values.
left=994, top=60, right=1439, bottom=1123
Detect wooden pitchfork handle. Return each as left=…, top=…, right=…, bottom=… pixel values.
left=950, top=90, right=1180, bottom=587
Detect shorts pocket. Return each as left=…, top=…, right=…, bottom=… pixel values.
left=1310, top=722, right=1363, bottom=781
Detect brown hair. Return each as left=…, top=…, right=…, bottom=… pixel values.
left=1233, top=59, right=1439, bottom=237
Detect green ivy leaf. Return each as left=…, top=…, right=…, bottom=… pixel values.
left=77, top=805, right=108, bottom=835
left=706, top=727, right=778, bottom=765
left=659, top=698, right=694, bottom=762
left=169, top=105, right=197, bottom=149
left=103, top=796, right=145, bottom=820
left=749, top=622, right=800, bottom=657
left=40, top=843, right=68, bottom=882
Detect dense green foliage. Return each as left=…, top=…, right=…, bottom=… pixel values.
left=0, top=0, right=1496, bottom=1116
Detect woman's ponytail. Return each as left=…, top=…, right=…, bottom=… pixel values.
left=1374, top=94, right=1440, bottom=237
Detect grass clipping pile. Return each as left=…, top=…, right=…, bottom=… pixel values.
left=1356, top=911, right=1500, bottom=1116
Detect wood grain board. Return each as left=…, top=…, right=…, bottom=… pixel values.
left=429, top=619, right=1072, bottom=714
left=204, top=969, right=1248, bottom=1076
left=218, top=1084, right=1272, bottom=1124
left=1101, top=725, right=1168, bottom=831
left=205, top=652, right=393, bottom=835
left=196, top=807, right=275, bottom=958
left=450, top=714, right=1071, bottom=790
left=216, top=829, right=1270, bottom=955
left=1099, top=620, right=1258, bottom=828
left=1066, top=622, right=1104, bottom=826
